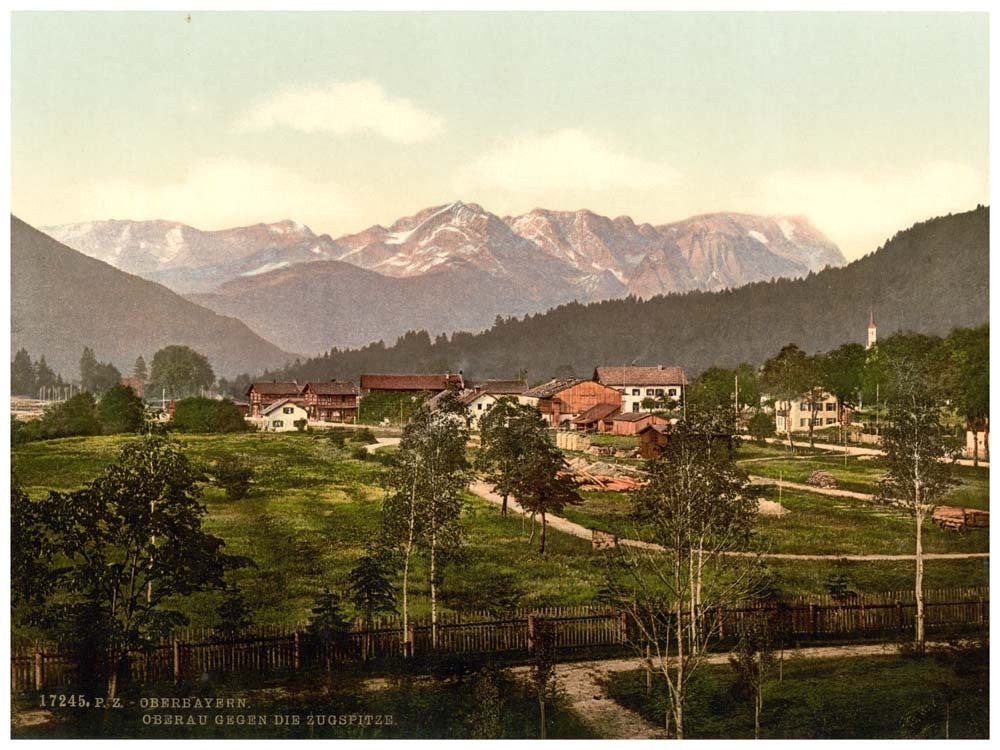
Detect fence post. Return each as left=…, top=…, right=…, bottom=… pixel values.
left=294, top=632, right=301, bottom=671
left=896, top=601, right=904, bottom=631
left=34, top=651, right=43, bottom=690
left=978, top=596, right=985, bottom=626
left=405, top=625, right=415, bottom=658
left=717, top=606, right=724, bottom=639
left=809, top=604, right=817, bottom=638
left=172, top=638, right=181, bottom=683
left=620, top=612, right=628, bottom=644
left=527, top=615, right=536, bottom=653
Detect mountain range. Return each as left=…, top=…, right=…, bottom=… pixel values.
left=11, top=216, right=296, bottom=379
left=267, top=206, right=990, bottom=383
left=44, top=203, right=845, bottom=354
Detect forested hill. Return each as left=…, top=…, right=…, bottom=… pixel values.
left=269, top=206, right=989, bottom=383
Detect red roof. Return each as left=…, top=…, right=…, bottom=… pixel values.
left=522, top=378, right=588, bottom=399
left=360, top=373, right=464, bottom=392
left=594, top=366, right=687, bottom=387
left=613, top=411, right=663, bottom=422
left=470, top=379, right=528, bottom=395
left=302, top=381, right=359, bottom=396
left=246, top=381, right=301, bottom=397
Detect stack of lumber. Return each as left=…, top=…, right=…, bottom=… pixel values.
left=932, top=505, right=990, bottom=531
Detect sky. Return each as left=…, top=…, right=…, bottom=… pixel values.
left=11, top=11, right=989, bottom=260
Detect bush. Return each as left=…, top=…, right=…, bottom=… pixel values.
left=294, top=418, right=308, bottom=432
left=747, top=411, right=776, bottom=444
left=329, top=430, right=347, bottom=448
left=38, top=393, right=101, bottom=439
left=212, top=455, right=254, bottom=501
left=353, top=427, right=378, bottom=445
left=172, top=397, right=250, bottom=433
left=351, top=445, right=370, bottom=461
left=98, top=384, right=145, bottom=434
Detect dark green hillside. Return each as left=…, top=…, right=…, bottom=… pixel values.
left=266, top=206, right=988, bottom=382
left=11, top=216, right=296, bottom=378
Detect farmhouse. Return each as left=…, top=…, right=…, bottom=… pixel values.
left=611, top=411, right=669, bottom=435
left=594, top=365, right=687, bottom=414
left=261, top=398, right=308, bottom=432
left=301, top=381, right=359, bottom=423
left=425, top=379, right=527, bottom=428
left=519, top=378, right=621, bottom=429
left=774, top=391, right=841, bottom=433
left=246, top=381, right=301, bottom=417
left=359, top=372, right=465, bottom=395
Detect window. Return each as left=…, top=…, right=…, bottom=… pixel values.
left=668, top=388, right=677, bottom=397
left=800, top=402, right=809, bottom=410
left=800, top=418, right=807, bottom=427
left=477, top=403, right=483, bottom=410
left=655, top=389, right=664, bottom=396
left=632, top=403, right=640, bottom=412
left=273, top=420, right=284, bottom=428
left=632, top=389, right=640, bottom=396
left=283, top=407, right=294, bottom=414
left=646, top=389, right=655, bottom=396
left=826, top=418, right=836, bottom=425
left=826, top=402, right=837, bottom=411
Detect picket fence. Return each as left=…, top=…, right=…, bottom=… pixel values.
left=11, top=587, right=987, bottom=692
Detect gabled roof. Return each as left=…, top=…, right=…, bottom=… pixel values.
left=613, top=411, right=663, bottom=422
left=573, top=402, right=621, bottom=424
left=302, top=381, right=359, bottom=396
left=521, top=378, right=588, bottom=399
left=594, top=366, right=688, bottom=387
left=638, top=423, right=672, bottom=435
left=247, top=381, right=301, bottom=397
left=471, top=379, right=528, bottom=395
left=261, top=398, right=306, bottom=416
left=360, top=373, right=464, bottom=392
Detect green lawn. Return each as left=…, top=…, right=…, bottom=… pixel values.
left=607, top=649, right=989, bottom=738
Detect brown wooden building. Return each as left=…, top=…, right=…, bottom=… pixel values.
left=245, top=381, right=301, bottom=417
left=359, top=372, right=465, bottom=395
left=573, top=402, right=621, bottom=432
left=638, top=424, right=735, bottom=460
left=611, top=411, right=669, bottom=436
left=301, top=381, right=359, bottom=423
left=519, top=378, right=621, bottom=429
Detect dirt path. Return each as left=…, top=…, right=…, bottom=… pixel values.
left=468, top=482, right=988, bottom=561
left=763, top=437, right=989, bottom=468
left=366, top=437, right=401, bottom=452
left=748, top=474, right=876, bottom=502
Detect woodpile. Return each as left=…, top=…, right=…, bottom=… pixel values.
left=932, top=505, right=989, bottom=531
left=807, top=470, right=838, bottom=488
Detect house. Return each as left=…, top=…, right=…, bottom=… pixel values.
left=593, top=365, right=687, bottom=414
left=519, top=378, right=621, bottom=429
left=573, top=402, right=621, bottom=433
left=246, top=381, right=301, bottom=417
left=611, top=411, right=670, bottom=436
left=426, top=379, right=528, bottom=428
left=359, top=372, right=465, bottom=395
left=261, top=399, right=308, bottom=432
left=774, top=391, right=841, bottom=433
left=301, top=381, right=359, bottom=423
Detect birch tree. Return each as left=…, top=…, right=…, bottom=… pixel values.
left=603, top=415, right=759, bottom=738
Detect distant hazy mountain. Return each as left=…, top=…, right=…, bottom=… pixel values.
left=11, top=216, right=296, bottom=378
left=268, top=206, right=989, bottom=383
left=45, top=203, right=845, bottom=354
left=43, top=219, right=345, bottom=294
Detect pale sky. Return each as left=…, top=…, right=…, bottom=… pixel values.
left=11, top=11, right=989, bottom=260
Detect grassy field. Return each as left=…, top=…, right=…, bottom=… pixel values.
left=737, top=446, right=989, bottom=510
left=12, top=432, right=612, bottom=631
left=606, top=648, right=989, bottom=739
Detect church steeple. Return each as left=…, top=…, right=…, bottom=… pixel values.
left=867, top=309, right=877, bottom=350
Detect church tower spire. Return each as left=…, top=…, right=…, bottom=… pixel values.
left=867, top=309, right=877, bottom=350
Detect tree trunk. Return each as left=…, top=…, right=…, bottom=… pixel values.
left=674, top=563, right=685, bottom=739
left=430, top=534, right=438, bottom=649
left=539, top=693, right=547, bottom=740
left=755, top=682, right=762, bottom=739
left=539, top=512, right=547, bottom=555
left=972, top=422, right=979, bottom=467
left=915, top=508, right=925, bottom=650
left=786, top=420, right=795, bottom=455
left=808, top=407, right=817, bottom=448
left=502, top=492, right=508, bottom=517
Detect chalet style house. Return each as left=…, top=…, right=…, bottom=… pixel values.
left=261, top=399, right=309, bottom=432
left=246, top=381, right=302, bottom=417
left=773, top=391, right=841, bottom=433
left=425, top=379, right=528, bottom=428
left=359, top=372, right=465, bottom=395
left=594, top=365, right=687, bottom=414
left=519, top=378, right=621, bottom=429
left=301, top=381, right=359, bottom=423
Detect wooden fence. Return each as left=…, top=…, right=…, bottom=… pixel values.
left=11, top=588, right=987, bottom=693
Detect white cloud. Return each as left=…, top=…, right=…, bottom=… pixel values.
left=234, top=80, right=445, bottom=144
left=70, top=159, right=356, bottom=230
left=750, top=161, right=987, bottom=259
left=455, top=129, right=679, bottom=197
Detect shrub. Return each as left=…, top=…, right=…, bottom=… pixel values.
left=747, top=411, right=776, bottom=444
left=353, top=427, right=378, bottom=445
left=172, top=397, right=250, bottom=433
left=351, top=445, right=370, bottom=461
left=294, top=418, right=308, bottom=432
left=329, top=430, right=347, bottom=448
left=212, top=455, right=254, bottom=500
left=38, top=393, right=101, bottom=439
left=98, top=384, right=145, bottom=434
